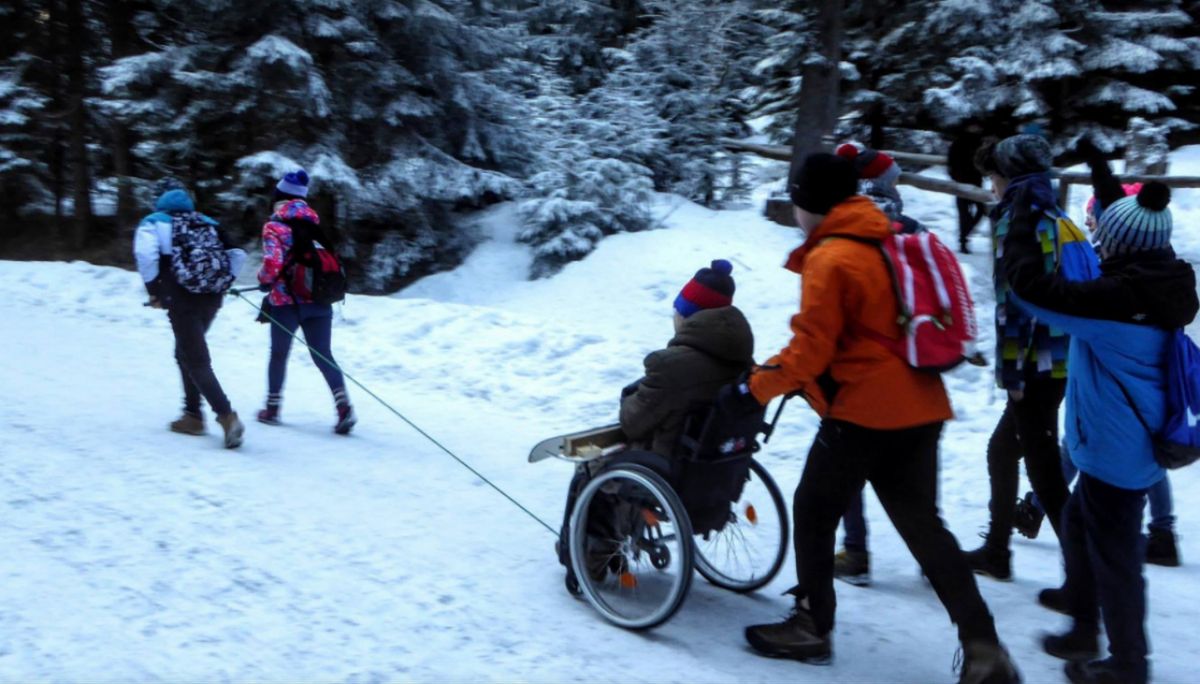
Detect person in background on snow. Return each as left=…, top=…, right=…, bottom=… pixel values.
left=819, top=142, right=928, bottom=589
left=949, top=123, right=988, bottom=254
left=965, top=134, right=1081, bottom=582
left=1012, top=146, right=1181, bottom=567
left=1003, top=165, right=1196, bottom=684
left=835, top=142, right=925, bottom=235
left=724, top=153, right=1019, bottom=683
left=133, top=178, right=247, bottom=448
left=255, top=169, right=357, bottom=435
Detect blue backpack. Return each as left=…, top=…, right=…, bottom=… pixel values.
left=1156, top=330, right=1200, bottom=469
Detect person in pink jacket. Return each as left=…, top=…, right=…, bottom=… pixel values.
left=256, top=169, right=356, bottom=435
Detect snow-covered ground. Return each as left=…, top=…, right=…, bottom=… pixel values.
left=3, top=149, right=1200, bottom=682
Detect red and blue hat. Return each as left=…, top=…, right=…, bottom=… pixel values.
left=674, top=260, right=735, bottom=318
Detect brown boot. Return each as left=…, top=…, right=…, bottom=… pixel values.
left=216, top=412, right=245, bottom=449
left=169, top=412, right=206, bottom=436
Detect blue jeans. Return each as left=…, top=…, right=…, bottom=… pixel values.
left=1034, top=443, right=1174, bottom=532
left=842, top=487, right=868, bottom=553
left=267, top=303, right=345, bottom=396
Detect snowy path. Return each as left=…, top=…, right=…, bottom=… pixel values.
left=3, top=155, right=1200, bottom=681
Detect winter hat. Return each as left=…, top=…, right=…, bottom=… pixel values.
left=1094, top=182, right=1173, bottom=255
left=674, top=260, right=735, bottom=318
left=789, top=153, right=859, bottom=215
left=1086, top=183, right=1143, bottom=220
left=992, top=134, right=1053, bottom=178
left=835, top=142, right=901, bottom=186
left=275, top=168, right=310, bottom=200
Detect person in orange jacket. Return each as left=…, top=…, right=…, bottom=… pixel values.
left=726, top=153, right=1018, bottom=683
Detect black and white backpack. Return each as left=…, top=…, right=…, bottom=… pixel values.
left=170, top=212, right=235, bottom=294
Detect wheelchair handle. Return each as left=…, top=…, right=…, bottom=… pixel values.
left=761, top=392, right=801, bottom=444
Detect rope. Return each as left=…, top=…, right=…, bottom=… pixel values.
left=231, top=289, right=559, bottom=536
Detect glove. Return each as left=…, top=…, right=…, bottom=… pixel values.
left=620, top=379, right=642, bottom=400
left=258, top=282, right=272, bottom=293
left=146, top=296, right=163, bottom=310
left=717, top=377, right=762, bottom=417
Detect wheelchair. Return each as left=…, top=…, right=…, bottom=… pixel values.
left=529, top=399, right=792, bottom=630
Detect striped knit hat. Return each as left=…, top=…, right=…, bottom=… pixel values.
left=835, top=142, right=901, bottom=186
left=1094, top=182, right=1173, bottom=255
left=674, top=260, right=735, bottom=318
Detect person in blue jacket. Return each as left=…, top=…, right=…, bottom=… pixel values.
left=1003, top=166, right=1197, bottom=684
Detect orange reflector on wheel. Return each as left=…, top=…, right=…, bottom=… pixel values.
left=642, top=509, right=660, bottom=526
left=745, top=504, right=758, bottom=525
left=620, top=572, right=638, bottom=589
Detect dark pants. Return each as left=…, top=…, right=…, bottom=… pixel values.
left=1062, top=473, right=1149, bottom=676
left=793, top=420, right=998, bottom=644
left=267, top=303, right=345, bottom=396
left=956, top=197, right=986, bottom=246
left=168, top=294, right=232, bottom=417
left=842, top=487, right=867, bottom=553
left=984, top=375, right=1067, bottom=548
left=1034, top=445, right=1175, bottom=532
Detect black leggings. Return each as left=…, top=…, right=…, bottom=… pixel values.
left=984, top=375, right=1067, bottom=548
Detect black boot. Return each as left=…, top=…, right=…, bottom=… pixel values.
left=1037, top=587, right=1070, bottom=615
left=964, top=541, right=1012, bottom=581
left=745, top=605, right=832, bottom=664
left=1042, top=623, right=1100, bottom=662
left=1012, top=492, right=1044, bottom=540
left=957, top=641, right=1021, bottom=684
left=1065, top=658, right=1148, bottom=684
left=1146, top=528, right=1180, bottom=567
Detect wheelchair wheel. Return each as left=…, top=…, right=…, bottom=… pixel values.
left=693, top=458, right=789, bottom=593
left=568, top=464, right=694, bottom=630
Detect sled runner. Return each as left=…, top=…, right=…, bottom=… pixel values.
left=531, top=399, right=793, bottom=630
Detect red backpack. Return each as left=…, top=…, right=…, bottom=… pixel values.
left=845, top=231, right=978, bottom=372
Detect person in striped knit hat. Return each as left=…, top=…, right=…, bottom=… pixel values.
left=1003, top=167, right=1194, bottom=684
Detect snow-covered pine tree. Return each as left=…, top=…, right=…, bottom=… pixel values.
left=517, top=64, right=654, bottom=278
left=597, top=0, right=758, bottom=206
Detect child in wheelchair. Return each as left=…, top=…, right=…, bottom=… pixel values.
left=557, top=260, right=756, bottom=581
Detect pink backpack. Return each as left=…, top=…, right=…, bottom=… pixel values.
left=846, top=232, right=978, bottom=372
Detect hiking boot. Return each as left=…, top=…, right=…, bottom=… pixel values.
left=833, top=548, right=871, bottom=587
left=1042, top=624, right=1101, bottom=662
left=1065, top=658, right=1147, bottom=684
left=1038, top=587, right=1070, bottom=615
left=1146, top=528, right=1180, bottom=567
left=965, top=543, right=1012, bottom=581
left=956, top=641, right=1021, bottom=684
left=256, top=406, right=281, bottom=426
left=169, top=412, right=206, bottom=436
left=216, top=412, right=245, bottom=449
left=1013, top=492, right=1044, bottom=540
left=334, top=404, right=357, bottom=435
left=744, top=605, right=832, bottom=664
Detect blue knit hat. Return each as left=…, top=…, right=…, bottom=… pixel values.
left=276, top=168, right=310, bottom=199
left=674, top=260, right=735, bottom=318
left=1094, top=182, right=1173, bottom=256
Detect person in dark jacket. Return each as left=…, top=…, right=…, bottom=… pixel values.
left=561, top=261, right=753, bottom=581
left=949, top=125, right=987, bottom=253
left=965, top=134, right=1094, bottom=582
left=1004, top=157, right=1195, bottom=684
left=619, top=259, right=755, bottom=457
left=132, top=178, right=247, bottom=448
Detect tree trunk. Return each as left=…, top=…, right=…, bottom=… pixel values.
left=107, top=0, right=138, bottom=236
left=65, top=0, right=93, bottom=250
left=47, top=0, right=67, bottom=238
left=789, top=0, right=844, bottom=184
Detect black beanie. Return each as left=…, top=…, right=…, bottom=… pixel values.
left=789, top=153, right=859, bottom=215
